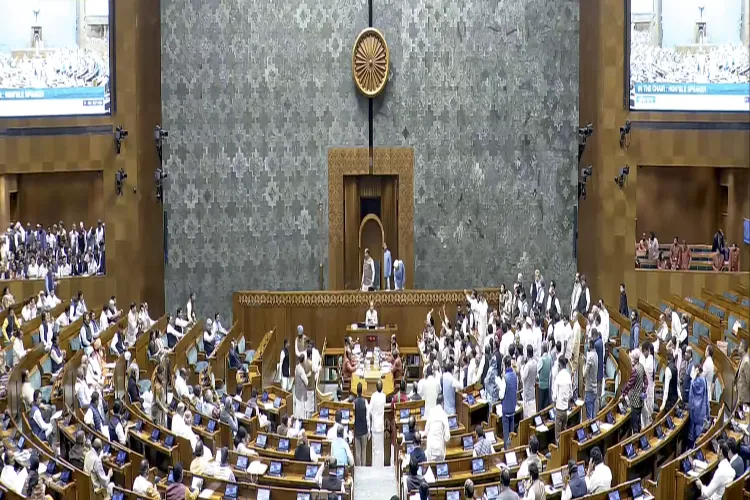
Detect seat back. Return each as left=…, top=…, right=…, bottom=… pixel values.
left=707, top=304, right=724, bottom=320
left=187, top=346, right=198, bottom=366
left=70, top=336, right=81, bottom=352
left=723, top=291, right=738, bottom=303
left=30, top=370, right=42, bottom=390
left=237, top=337, right=246, bottom=354
left=41, top=356, right=52, bottom=375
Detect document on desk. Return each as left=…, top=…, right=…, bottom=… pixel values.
left=599, top=423, right=614, bottom=432
left=688, top=470, right=702, bottom=478
left=192, top=478, right=204, bottom=491
left=198, top=489, right=214, bottom=499
left=422, top=466, right=435, bottom=483
left=263, top=403, right=274, bottom=410
left=692, top=459, right=708, bottom=470
left=535, top=424, right=549, bottom=433
left=575, top=399, right=584, bottom=406
left=50, top=411, right=63, bottom=421
left=248, top=461, right=267, bottom=475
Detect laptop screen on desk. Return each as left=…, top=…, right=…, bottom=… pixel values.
left=256, top=434, right=267, bottom=448
left=639, top=436, right=650, bottom=450
left=608, top=492, right=620, bottom=500
left=505, top=451, right=517, bottom=467
left=269, top=461, right=282, bottom=476
left=305, top=465, right=318, bottom=479
left=631, top=482, right=643, bottom=498
left=448, top=416, right=458, bottom=429
left=576, top=429, right=586, bottom=442
left=696, top=450, right=705, bottom=462
left=311, top=442, right=322, bottom=455
left=165, top=435, right=175, bottom=447
left=485, top=485, right=499, bottom=499
left=666, top=416, right=675, bottom=429
left=400, top=409, right=410, bottom=420
left=446, top=491, right=460, bottom=500
left=193, top=414, right=202, bottom=426
left=551, top=471, right=563, bottom=489
left=236, top=456, right=248, bottom=470
left=207, top=420, right=217, bottom=432
left=340, top=410, right=350, bottom=421
left=534, top=416, right=543, bottom=426
left=591, top=422, right=600, bottom=435
left=336, top=466, right=345, bottom=480
left=316, top=423, right=327, bottom=435
left=150, top=429, right=160, bottom=441
left=320, top=408, right=329, bottom=419
left=436, top=463, right=449, bottom=478
left=257, top=489, right=270, bottom=500
left=296, top=494, right=310, bottom=500
left=471, top=458, right=484, bottom=474
left=278, top=438, right=290, bottom=452
left=274, top=397, right=282, bottom=408
left=462, top=435, right=474, bottom=450
left=224, top=484, right=238, bottom=499
left=624, top=444, right=635, bottom=458
left=116, top=451, right=127, bottom=465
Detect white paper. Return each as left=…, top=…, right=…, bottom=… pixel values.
left=599, top=423, right=614, bottom=432
left=688, top=470, right=701, bottom=478
left=167, top=393, right=173, bottom=404
left=575, top=399, right=584, bottom=406
left=50, top=411, right=63, bottom=421
left=422, top=466, right=435, bottom=483
left=192, top=477, right=204, bottom=491
left=535, top=424, right=549, bottom=433
left=248, top=461, right=267, bottom=475
left=198, top=490, right=213, bottom=499
left=105, top=363, right=116, bottom=369
left=693, top=459, right=708, bottom=470
left=485, top=431, right=496, bottom=444
left=263, top=403, right=274, bottom=410
left=476, top=398, right=487, bottom=404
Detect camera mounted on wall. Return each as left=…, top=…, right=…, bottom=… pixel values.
left=114, top=126, right=128, bottom=154
left=619, top=121, right=631, bottom=149
left=614, top=165, right=630, bottom=189
left=154, top=125, right=169, bottom=163
left=578, top=165, right=593, bottom=200
left=115, top=168, right=127, bottom=196
left=155, top=168, right=168, bottom=203
left=578, top=123, right=594, bottom=163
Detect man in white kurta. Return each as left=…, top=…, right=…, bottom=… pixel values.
left=640, top=347, right=655, bottom=428
left=361, top=250, right=375, bottom=291
left=418, top=366, right=440, bottom=419
left=425, top=394, right=451, bottom=462
left=465, top=290, right=488, bottom=346
left=293, top=355, right=308, bottom=419
left=369, top=380, right=387, bottom=467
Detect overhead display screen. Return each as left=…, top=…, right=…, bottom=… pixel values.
left=0, top=0, right=112, bottom=117
left=629, top=0, right=749, bottom=112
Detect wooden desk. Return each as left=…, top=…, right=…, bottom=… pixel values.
left=345, top=324, right=397, bottom=351
left=457, top=383, right=490, bottom=430
left=350, top=369, right=394, bottom=398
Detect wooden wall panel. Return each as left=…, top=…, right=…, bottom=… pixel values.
left=635, top=166, right=720, bottom=244
left=634, top=270, right=750, bottom=307
left=1, top=276, right=108, bottom=306
left=0, top=0, right=164, bottom=315
left=15, top=172, right=105, bottom=229
left=578, top=0, right=750, bottom=308
left=234, top=289, right=500, bottom=363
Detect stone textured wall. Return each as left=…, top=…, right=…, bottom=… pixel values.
left=161, top=0, right=579, bottom=318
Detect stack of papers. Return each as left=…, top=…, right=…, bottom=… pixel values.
left=422, top=467, right=435, bottom=483
left=263, top=403, right=274, bottom=410
left=599, top=423, right=614, bottom=432
left=693, top=459, right=708, bottom=471
left=535, top=424, right=549, bottom=433
left=248, top=461, right=267, bottom=475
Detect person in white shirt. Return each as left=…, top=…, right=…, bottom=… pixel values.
left=211, top=313, right=228, bottom=336
left=584, top=447, right=612, bottom=494
left=139, top=303, right=155, bottom=330
left=467, top=350, right=481, bottom=386
left=369, top=380, right=387, bottom=467
left=186, top=293, right=197, bottom=323
left=11, top=330, right=28, bottom=366
left=126, top=303, right=139, bottom=346
left=175, top=368, right=189, bottom=399
left=418, top=365, right=440, bottom=419
left=530, top=270, right=545, bottom=309
left=667, top=307, right=681, bottom=339
left=1, top=455, right=27, bottom=495
left=99, top=308, right=110, bottom=332
left=203, top=324, right=217, bottom=356
left=552, top=357, right=572, bottom=443
left=46, top=290, right=61, bottom=310
left=365, top=301, right=378, bottom=327
left=656, top=314, right=669, bottom=350
left=465, top=290, right=489, bottom=346
left=597, top=300, right=610, bottom=340
left=425, top=393, right=451, bottom=462
left=702, top=345, right=715, bottom=399
left=570, top=273, right=581, bottom=318
left=21, top=301, right=37, bottom=322
left=696, top=441, right=736, bottom=500
left=30, top=389, right=58, bottom=442
left=109, top=401, right=127, bottom=445
left=519, top=317, right=533, bottom=354
left=553, top=315, right=572, bottom=358
left=27, top=259, right=39, bottom=278
left=211, top=448, right=236, bottom=482
left=75, top=366, right=92, bottom=408
left=86, top=340, right=104, bottom=388
left=640, top=342, right=655, bottom=428
left=84, top=390, right=109, bottom=437
left=132, top=460, right=157, bottom=497
left=172, top=403, right=188, bottom=435
left=499, top=324, right=514, bottom=358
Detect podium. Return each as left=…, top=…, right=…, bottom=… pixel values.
left=345, top=324, right=398, bottom=351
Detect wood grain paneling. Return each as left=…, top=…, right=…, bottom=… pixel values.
left=0, top=0, right=164, bottom=314
left=234, top=289, right=500, bottom=362
left=634, top=270, right=750, bottom=307
left=15, top=171, right=105, bottom=229
left=1, top=276, right=108, bottom=306
left=635, top=166, right=720, bottom=244
left=578, top=0, right=750, bottom=307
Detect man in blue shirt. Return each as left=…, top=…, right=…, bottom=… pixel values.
left=383, top=243, right=392, bottom=290
left=499, top=356, right=518, bottom=450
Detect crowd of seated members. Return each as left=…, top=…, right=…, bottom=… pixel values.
left=0, top=447, right=55, bottom=497
left=635, top=230, right=741, bottom=271
left=0, top=220, right=106, bottom=281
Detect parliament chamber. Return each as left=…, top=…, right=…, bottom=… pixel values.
left=0, top=0, right=749, bottom=499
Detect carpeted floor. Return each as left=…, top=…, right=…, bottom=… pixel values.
left=353, top=466, right=398, bottom=500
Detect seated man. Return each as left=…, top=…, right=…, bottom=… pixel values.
left=365, top=301, right=378, bottom=327
left=30, top=389, right=58, bottom=443
left=314, top=456, right=345, bottom=493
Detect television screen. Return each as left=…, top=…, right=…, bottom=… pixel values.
left=628, top=0, right=749, bottom=111
left=0, top=0, right=113, bottom=117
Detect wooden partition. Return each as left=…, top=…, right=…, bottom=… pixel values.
left=233, top=289, right=500, bottom=365
left=1, top=276, right=109, bottom=310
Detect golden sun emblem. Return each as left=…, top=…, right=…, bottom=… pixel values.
left=352, top=28, right=389, bottom=97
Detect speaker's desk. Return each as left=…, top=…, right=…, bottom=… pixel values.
left=345, top=324, right=398, bottom=351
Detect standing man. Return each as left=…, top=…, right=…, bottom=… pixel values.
left=295, top=325, right=308, bottom=359
left=441, top=362, right=462, bottom=415
left=641, top=342, right=655, bottom=428
left=369, top=380, right=386, bottom=467
left=621, top=351, right=647, bottom=434
left=521, top=346, right=537, bottom=419
left=537, top=344, right=552, bottom=410
left=576, top=275, right=590, bottom=316
left=393, top=260, right=405, bottom=290
left=687, top=364, right=709, bottom=449
left=305, top=345, right=316, bottom=418
left=553, top=357, right=572, bottom=443
left=629, top=310, right=640, bottom=351
left=419, top=365, right=440, bottom=418
left=659, top=352, right=679, bottom=413
left=425, top=394, right=450, bottom=462
left=583, top=339, right=598, bottom=421
left=383, top=243, right=392, bottom=290
left=570, top=273, right=581, bottom=319
left=353, top=383, right=369, bottom=466
left=498, top=356, right=518, bottom=449
left=361, top=249, right=375, bottom=291
left=737, top=340, right=750, bottom=407
left=293, top=354, right=308, bottom=419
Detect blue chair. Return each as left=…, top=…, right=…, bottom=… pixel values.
left=742, top=298, right=749, bottom=308
left=188, top=345, right=208, bottom=374
left=693, top=322, right=709, bottom=341
left=713, top=379, right=723, bottom=402
left=138, top=379, right=152, bottom=394
left=641, top=317, right=654, bottom=332
left=4, top=348, right=13, bottom=367
left=687, top=297, right=706, bottom=309
left=31, top=333, right=40, bottom=345
left=723, top=291, right=738, bottom=303
left=658, top=303, right=668, bottom=313
left=707, top=305, right=724, bottom=320
left=69, top=337, right=81, bottom=352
